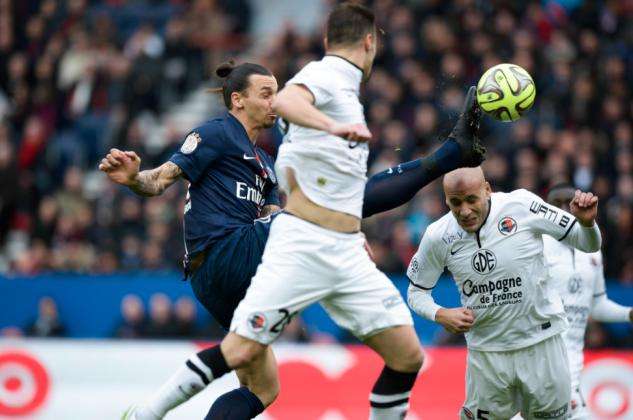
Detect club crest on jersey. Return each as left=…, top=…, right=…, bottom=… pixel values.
left=471, top=249, right=497, bottom=274
left=181, top=132, right=201, bottom=154
left=568, top=274, right=582, bottom=294
left=247, top=312, right=267, bottom=332
left=498, top=216, right=517, bottom=235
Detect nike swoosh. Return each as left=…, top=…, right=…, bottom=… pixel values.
left=450, top=245, right=465, bottom=255
left=243, top=154, right=257, bottom=160
left=387, top=168, right=394, bottom=174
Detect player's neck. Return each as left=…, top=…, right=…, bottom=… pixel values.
left=230, top=110, right=260, bottom=144
left=325, top=48, right=365, bottom=74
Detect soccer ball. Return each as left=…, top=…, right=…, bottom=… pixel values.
left=476, top=63, right=536, bottom=122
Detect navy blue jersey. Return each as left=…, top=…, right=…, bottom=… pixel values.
left=169, top=112, right=279, bottom=257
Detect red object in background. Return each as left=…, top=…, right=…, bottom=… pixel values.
left=0, top=351, right=50, bottom=416
left=269, top=347, right=467, bottom=419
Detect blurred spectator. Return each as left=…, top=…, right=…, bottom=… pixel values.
left=0, top=0, right=630, bottom=348
left=173, top=296, right=199, bottom=338
left=144, top=293, right=176, bottom=338
left=26, top=296, right=65, bottom=337
left=114, top=294, right=146, bottom=339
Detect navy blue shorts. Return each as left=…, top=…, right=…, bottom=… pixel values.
left=189, top=215, right=274, bottom=330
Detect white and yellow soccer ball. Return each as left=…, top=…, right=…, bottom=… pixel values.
left=476, top=63, right=536, bottom=122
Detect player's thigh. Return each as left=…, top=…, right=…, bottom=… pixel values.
left=517, top=335, right=571, bottom=420
left=235, top=346, right=280, bottom=408
left=230, top=215, right=336, bottom=344
left=363, top=325, right=423, bottom=372
left=462, top=350, right=519, bottom=420
left=323, top=264, right=413, bottom=340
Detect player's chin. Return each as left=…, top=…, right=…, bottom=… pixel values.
left=460, top=220, right=479, bottom=232
left=262, top=116, right=277, bottom=128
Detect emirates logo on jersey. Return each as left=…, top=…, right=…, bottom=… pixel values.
left=471, top=249, right=497, bottom=274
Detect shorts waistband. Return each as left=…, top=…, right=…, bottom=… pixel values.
left=280, top=211, right=362, bottom=239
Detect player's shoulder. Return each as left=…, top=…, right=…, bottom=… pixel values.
left=189, top=117, right=226, bottom=141
left=493, top=189, right=542, bottom=213
left=291, top=59, right=334, bottom=83
left=498, top=188, right=540, bottom=204
left=424, top=212, right=460, bottom=246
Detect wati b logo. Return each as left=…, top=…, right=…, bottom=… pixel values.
left=471, top=249, right=497, bottom=274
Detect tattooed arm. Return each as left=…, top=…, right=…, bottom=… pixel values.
left=99, top=149, right=183, bottom=196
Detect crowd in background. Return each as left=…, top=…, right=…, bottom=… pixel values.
left=0, top=0, right=631, bottom=343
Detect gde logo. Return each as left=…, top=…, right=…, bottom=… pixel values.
left=471, top=249, right=497, bottom=274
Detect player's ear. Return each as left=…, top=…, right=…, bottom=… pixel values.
left=230, top=91, right=243, bottom=110
left=323, top=37, right=329, bottom=50
left=364, top=32, right=375, bottom=52
left=484, top=181, right=492, bottom=196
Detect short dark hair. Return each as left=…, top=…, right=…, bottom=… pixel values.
left=326, top=2, right=376, bottom=47
left=212, top=60, right=272, bottom=109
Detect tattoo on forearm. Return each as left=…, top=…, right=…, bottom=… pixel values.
left=130, top=162, right=182, bottom=196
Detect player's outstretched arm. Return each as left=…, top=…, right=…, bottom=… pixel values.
left=272, top=84, right=371, bottom=142
left=99, top=148, right=182, bottom=197
left=528, top=189, right=601, bottom=252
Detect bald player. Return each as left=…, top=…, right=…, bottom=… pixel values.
left=406, top=167, right=602, bottom=420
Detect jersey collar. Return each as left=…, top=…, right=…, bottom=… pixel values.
left=323, top=55, right=363, bottom=92
left=226, top=112, right=255, bottom=145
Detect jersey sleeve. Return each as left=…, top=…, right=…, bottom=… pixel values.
left=169, top=128, right=222, bottom=183
left=286, top=62, right=333, bottom=107
left=591, top=251, right=606, bottom=298
left=591, top=252, right=631, bottom=322
left=407, top=225, right=445, bottom=290
left=517, top=189, right=602, bottom=252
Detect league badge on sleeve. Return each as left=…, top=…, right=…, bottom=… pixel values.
left=181, top=132, right=202, bottom=154
left=498, top=216, right=517, bottom=235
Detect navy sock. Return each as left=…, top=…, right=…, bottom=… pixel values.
left=369, top=365, right=419, bottom=412
left=362, top=139, right=462, bottom=218
left=205, top=387, right=265, bottom=420
left=197, top=345, right=231, bottom=379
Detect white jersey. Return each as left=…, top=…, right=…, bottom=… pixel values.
left=407, top=189, right=602, bottom=351
left=544, top=237, right=630, bottom=391
left=275, top=55, right=369, bottom=218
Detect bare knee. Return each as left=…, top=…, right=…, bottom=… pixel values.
left=390, top=344, right=424, bottom=373
left=221, top=333, right=267, bottom=368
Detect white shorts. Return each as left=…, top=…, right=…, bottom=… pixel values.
left=569, top=386, right=589, bottom=420
left=461, top=334, right=571, bottom=420
left=230, top=213, right=413, bottom=344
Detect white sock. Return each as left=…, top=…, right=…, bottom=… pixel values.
left=369, top=391, right=411, bottom=420
left=135, top=354, right=213, bottom=419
